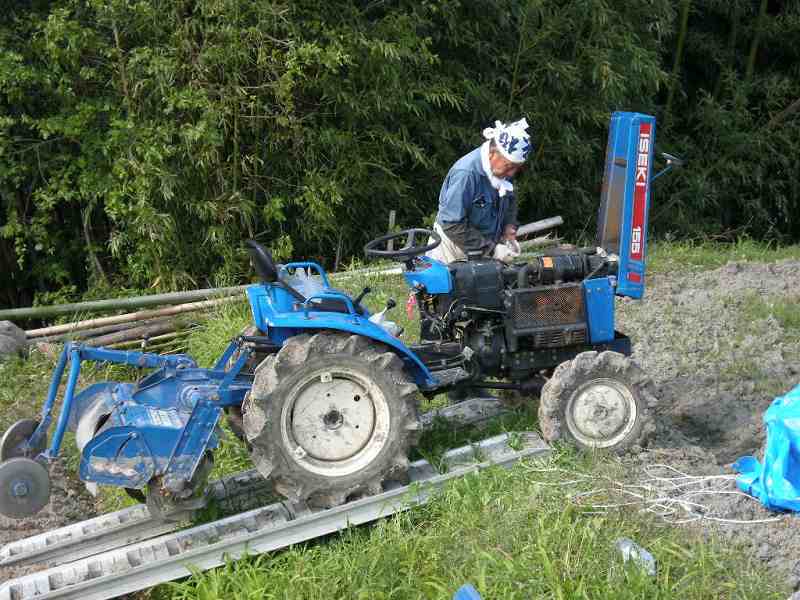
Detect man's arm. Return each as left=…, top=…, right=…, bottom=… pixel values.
left=501, top=193, right=519, bottom=239
left=438, top=171, right=496, bottom=255
left=440, top=221, right=495, bottom=254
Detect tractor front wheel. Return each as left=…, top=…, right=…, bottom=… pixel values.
left=243, top=332, right=420, bottom=508
left=538, top=351, right=656, bottom=452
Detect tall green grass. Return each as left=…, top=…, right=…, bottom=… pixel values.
left=165, top=451, right=783, bottom=600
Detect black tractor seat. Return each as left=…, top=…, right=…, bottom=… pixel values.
left=303, top=290, right=367, bottom=316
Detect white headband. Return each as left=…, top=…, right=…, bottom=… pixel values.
left=482, top=118, right=532, bottom=163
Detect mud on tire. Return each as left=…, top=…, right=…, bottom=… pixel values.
left=243, top=332, right=420, bottom=508
left=538, top=351, right=656, bottom=452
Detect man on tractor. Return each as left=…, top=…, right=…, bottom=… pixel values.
left=428, top=118, right=532, bottom=265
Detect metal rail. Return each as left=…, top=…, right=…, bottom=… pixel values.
left=0, top=469, right=271, bottom=569
left=1, top=398, right=511, bottom=570
left=0, top=432, right=548, bottom=600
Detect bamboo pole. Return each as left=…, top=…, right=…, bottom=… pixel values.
left=84, top=317, right=194, bottom=347
left=3, top=285, right=247, bottom=322
left=713, top=5, right=740, bottom=101
left=107, top=329, right=196, bottom=350
left=516, top=217, right=563, bottom=238
left=33, top=315, right=175, bottom=344
left=664, top=0, right=691, bottom=125
left=387, top=210, right=396, bottom=252
left=26, top=296, right=241, bottom=339
left=744, top=0, right=769, bottom=87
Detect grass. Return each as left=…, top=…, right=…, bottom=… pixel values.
left=740, top=292, right=800, bottom=334
left=162, top=451, right=783, bottom=600
left=2, top=240, right=797, bottom=598
left=647, top=238, right=800, bottom=274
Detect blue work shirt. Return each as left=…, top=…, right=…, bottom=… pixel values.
left=435, top=147, right=517, bottom=243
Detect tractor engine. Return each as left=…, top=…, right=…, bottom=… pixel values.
left=405, top=111, right=659, bottom=380
left=416, top=250, right=614, bottom=379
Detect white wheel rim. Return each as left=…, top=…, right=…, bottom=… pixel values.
left=280, top=367, right=391, bottom=477
left=565, top=378, right=638, bottom=449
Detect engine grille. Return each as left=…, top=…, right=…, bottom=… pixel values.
left=505, top=283, right=588, bottom=350
left=510, top=283, right=586, bottom=329
left=531, top=327, right=586, bottom=347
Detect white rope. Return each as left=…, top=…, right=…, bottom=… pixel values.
left=522, top=462, right=784, bottom=525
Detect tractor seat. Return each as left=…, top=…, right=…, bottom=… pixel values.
left=305, top=292, right=366, bottom=316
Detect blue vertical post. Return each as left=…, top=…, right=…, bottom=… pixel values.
left=30, top=343, right=71, bottom=454
left=46, top=346, right=83, bottom=458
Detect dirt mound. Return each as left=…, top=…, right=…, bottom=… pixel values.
left=618, top=259, right=800, bottom=592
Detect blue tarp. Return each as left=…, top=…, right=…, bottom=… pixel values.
left=734, top=384, right=800, bottom=512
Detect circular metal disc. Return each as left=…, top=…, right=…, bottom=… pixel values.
left=565, top=378, right=638, bottom=449
left=0, top=419, right=43, bottom=461
left=291, top=378, right=376, bottom=461
left=281, top=367, right=391, bottom=478
left=0, top=457, right=51, bottom=519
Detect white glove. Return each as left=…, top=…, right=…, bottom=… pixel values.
left=492, top=239, right=521, bottom=264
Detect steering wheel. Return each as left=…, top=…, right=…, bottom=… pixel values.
left=364, top=228, right=441, bottom=261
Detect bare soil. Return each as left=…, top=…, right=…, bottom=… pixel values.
left=617, top=259, right=800, bottom=593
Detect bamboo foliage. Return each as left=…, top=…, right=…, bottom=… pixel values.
left=744, top=0, right=770, bottom=87
left=0, top=0, right=799, bottom=310
left=664, top=0, right=691, bottom=126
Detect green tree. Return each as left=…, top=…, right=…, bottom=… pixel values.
left=1, top=0, right=798, bottom=310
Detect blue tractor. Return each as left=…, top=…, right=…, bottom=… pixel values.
left=0, top=112, right=681, bottom=519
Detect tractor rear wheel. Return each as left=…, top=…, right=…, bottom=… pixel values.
left=538, top=351, right=656, bottom=452
left=243, top=332, right=420, bottom=508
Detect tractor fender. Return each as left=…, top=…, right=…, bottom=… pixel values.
left=71, top=383, right=138, bottom=495
left=247, top=284, right=437, bottom=388
left=279, top=322, right=435, bottom=389
left=75, top=396, right=114, bottom=455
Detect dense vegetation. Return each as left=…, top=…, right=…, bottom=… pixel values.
left=2, top=0, right=799, bottom=308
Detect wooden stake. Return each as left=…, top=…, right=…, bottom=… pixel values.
left=33, top=316, right=175, bottom=344
left=387, top=210, right=396, bottom=252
